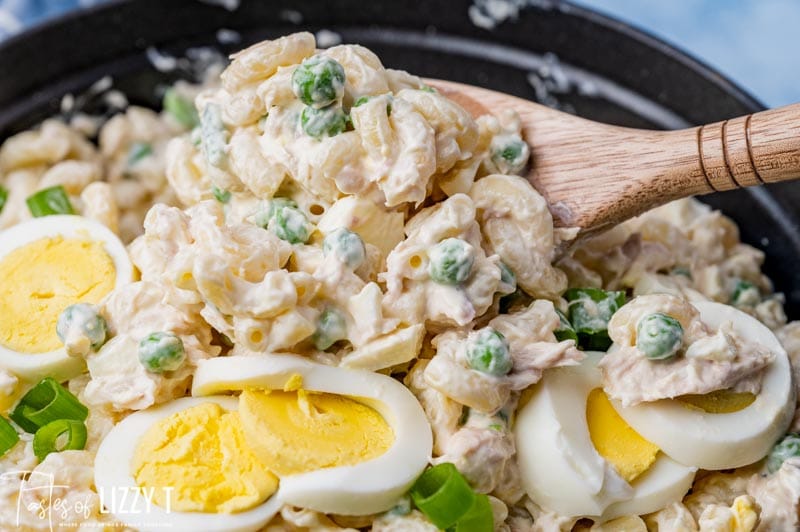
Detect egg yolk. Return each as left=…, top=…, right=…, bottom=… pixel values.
left=0, top=236, right=115, bottom=353
left=678, top=389, right=756, bottom=413
left=238, top=388, right=394, bottom=476
left=132, top=402, right=278, bottom=513
left=586, top=388, right=659, bottom=482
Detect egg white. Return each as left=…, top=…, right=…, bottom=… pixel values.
left=0, top=215, right=133, bottom=383
left=93, top=396, right=283, bottom=532
left=610, top=301, right=795, bottom=470
left=192, top=354, right=433, bottom=516
left=514, top=351, right=696, bottom=520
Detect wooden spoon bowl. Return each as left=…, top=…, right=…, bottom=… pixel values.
left=429, top=80, right=800, bottom=236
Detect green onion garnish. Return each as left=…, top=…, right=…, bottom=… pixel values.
left=163, top=87, right=200, bottom=129
left=554, top=308, right=578, bottom=343
left=410, top=463, right=476, bottom=529
left=0, top=184, right=8, bottom=214
left=564, top=287, right=626, bottom=351
left=32, top=419, right=87, bottom=461
left=128, top=141, right=153, bottom=165
left=10, top=378, right=88, bottom=433
left=0, top=416, right=19, bottom=457
left=452, top=493, right=493, bottom=532
left=25, top=186, right=75, bottom=217
left=212, top=185, right=232, bottom=203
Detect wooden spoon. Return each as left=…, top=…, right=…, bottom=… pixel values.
left=428, top=79, right=800, bottom=236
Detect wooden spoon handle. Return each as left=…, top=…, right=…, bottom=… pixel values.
left=696, top=103, right=800, bottom=191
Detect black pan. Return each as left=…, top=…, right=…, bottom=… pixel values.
left=0, top=0, right=797, bottom=316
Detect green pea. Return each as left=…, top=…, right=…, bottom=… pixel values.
left=636, top=313, right=684, bottom=361
left=313, top=308, right=348, bottom=350
left=732, top=280, right=760, bottom=307
left=264, top=199, right=311, bottom=244
left=162, top=87, right=199, bottom=129
left=490, top=136, right=529, bottom=175
left=554, top=309, right=578, bottom=343
left=564, top=288, right=626, bottom=351
left=300, top=105, right=348, bottom=139
left=212, top=185, right=231, bottom=204
left=267, top=198, right=298, bottom=219
left=767, top=433, right=800, bottom=473
left=428, top=238, right=475, bottom=285
left=323, top=227, right=366, bottom=269
left=292, top=56, right=346, bottom=108
left=138, top=332, right=186, bottom=373
left=671, top=266, right=692, bottom=279
left=56, top=303, right=108, bottom=351
left=200, top=103, right=228, bottom=168
left=255, top=198, right=293, bottom=227
left=497, top=262, right=517, bottom=295
left=466, top=328, right=513, bottom=376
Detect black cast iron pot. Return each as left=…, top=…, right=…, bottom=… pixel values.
left=0, top=0, right=797, bottom=316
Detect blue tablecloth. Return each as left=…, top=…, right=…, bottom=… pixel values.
left=0, top=0, right=797, bottom=108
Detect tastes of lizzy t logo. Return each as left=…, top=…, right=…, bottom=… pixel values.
left=0, top=470, right=173, bottom=531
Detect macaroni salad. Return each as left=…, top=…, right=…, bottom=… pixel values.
left=0, top=32, right=798, bottom=532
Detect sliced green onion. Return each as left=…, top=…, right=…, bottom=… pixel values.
left=564, top=287, right=626, bottom=351
left=554, top=309, right=578, bottom=343
left=452, top=493, right=493, bottom=532
left=26, top=186, right=75, bottom=217
left=32, top=419, right=87, bottom=461
left=410, top=463, right=475, bottom=529
left=212, top=185, right=232, bottom=204
left=10, top=378, right=88, bottom=434
left=353, top=95, right=371, bottom=107
left=163, top=87, right=199, bottom=129
left=127, top=141, right=153, bottom=165
left=0, top=184, right=8, bottom=214
left=0, top=416, right=19, bottom=456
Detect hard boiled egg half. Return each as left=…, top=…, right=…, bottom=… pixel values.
left=94, top=355, right=432, bottom=531
left=94, top=395, right=284, bottom=532
left=515, top=351, right=696, bottom=521
left=610, top=301, right=795, bottom=471
left=0, top=215, right=133, bottom=383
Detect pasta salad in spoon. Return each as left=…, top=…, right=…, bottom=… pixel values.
left=0, top=32, right=798, bottom=531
